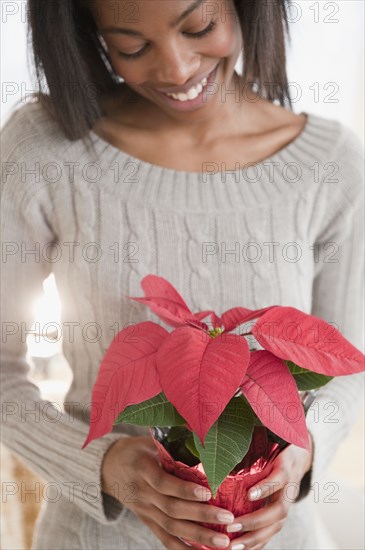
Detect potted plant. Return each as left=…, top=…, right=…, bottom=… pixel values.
left=82, top=275, right=364, bottom=549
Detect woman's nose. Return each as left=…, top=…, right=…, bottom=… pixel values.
left=153, top=42, right=201, bottom=86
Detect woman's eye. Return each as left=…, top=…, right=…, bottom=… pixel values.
left=118, top=47, right=147, bottom=60
left=117, top=20, right=216, bottom=61
left=185, top=19, right=217, bottom=39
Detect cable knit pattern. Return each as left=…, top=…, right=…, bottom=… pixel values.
left=184, top=214, right=215, bottom=312
left=1, top=101, right=364, bottom=550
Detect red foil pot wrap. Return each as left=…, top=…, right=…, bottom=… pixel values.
left=149, top=427, right=283, bottom=550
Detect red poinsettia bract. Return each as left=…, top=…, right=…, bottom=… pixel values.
left=82, top=275, right=364, bottom=450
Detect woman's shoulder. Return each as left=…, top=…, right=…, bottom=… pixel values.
left=0, top=101, right=82, bottom=207
left=260, top=99, right=362, bottom=158
left=308, top=112, right=364, bottom=185
left=259, top=101, right=364, bottom=207
left=1, top=100, right=74, bottom=162
left=304, top=110, right=363, bottom=157
left=281, top=106, right=363, bottom=185
left=0, top=102, right=60, bottom=214
left=303, top=111, right=364, bottom=207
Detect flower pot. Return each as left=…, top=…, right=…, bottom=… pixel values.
left=149, top=426, right=282, bottom=550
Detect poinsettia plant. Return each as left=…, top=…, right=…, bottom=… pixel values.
left=82, top=275, right=364, bottom=496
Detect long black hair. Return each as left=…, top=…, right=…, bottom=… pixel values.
left=26, top=0, right=292, bottom=151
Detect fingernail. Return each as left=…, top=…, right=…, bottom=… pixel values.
left=226, top=522, right=243, bottom=533
left=231, top=543, right=245, bottom=550
left=212, top=535, right=230, bottom=548
left=194, top=486, right=211, bottom=500
left=249, top=487, right=262, bottom=500
left=216, top=511, right=234, bottom=523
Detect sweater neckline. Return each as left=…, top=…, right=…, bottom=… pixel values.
left=89, top=111, right=312, bottom=178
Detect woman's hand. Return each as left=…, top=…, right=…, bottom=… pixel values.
left=101, top=436, right=237, bottom=550
left=225, top=433, right=314, bottom=550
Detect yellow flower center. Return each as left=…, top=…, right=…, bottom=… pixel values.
left=209, top=327, right=224, bottom=338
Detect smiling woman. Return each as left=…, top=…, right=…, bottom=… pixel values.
left=28, top=0, right=292, bottom=150
left=1, top=1, right=364, bottom=550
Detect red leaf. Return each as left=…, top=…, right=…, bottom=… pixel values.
left=141, top=275, right=191, bottom=311
left=82, top=322, right=167, bottom=448
left=221, top=306, right=277, bottom=333
left=252, top=306, right=365, bottom=375
left=185, top=317, right=211, bottom=331
left=195, top=310, right=223, bottom=327
left=130, top=275, right=208, bottom=330
left=156, top=326, right=250, bottom=444
left=241, top=351, right=309, bottom=449
left=130, top=296, right=194, bottom=328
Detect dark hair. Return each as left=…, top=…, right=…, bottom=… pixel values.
left=26, top=0, right=292, bottom=152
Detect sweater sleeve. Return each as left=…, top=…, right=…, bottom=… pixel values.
left=0, top=109, right=128, bottom=525
left=297, top=125, right=365, bottom=501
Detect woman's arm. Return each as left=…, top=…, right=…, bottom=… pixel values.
left=222, top=124, right=364, bottom=550
left=303, top=125, right=365, bottom=493
left=0, top=106, right=128, bottom=525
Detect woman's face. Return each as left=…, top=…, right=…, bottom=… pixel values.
left=91, top=0, right=243, bottom=118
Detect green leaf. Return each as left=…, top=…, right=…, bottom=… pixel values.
left=285, top=360, right=333, bottom=391
left=236, top=395, right=263, bottom=426
left=185, top=435, right=200, bottom=458
left=193, top=397, right=254, bottom=497
left=114, top=392, right=186, bottom=427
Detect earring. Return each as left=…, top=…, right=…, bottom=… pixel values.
left=98, top=33, right=125, bottom=83
left=98, top=34, right=108, bottom=51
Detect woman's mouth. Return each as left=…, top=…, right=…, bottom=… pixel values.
left=155, top=63, right=219, bottom=111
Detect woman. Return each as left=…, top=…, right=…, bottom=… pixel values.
left=1, top=1, right=363, bottom=549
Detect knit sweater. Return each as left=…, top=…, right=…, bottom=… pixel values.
left=1, top=101, right=364, bottom=550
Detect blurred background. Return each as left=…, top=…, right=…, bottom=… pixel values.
left=1, top=1, right=364, bottom=549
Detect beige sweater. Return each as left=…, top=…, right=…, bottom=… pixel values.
left=1, top=101, right=364, bottom=550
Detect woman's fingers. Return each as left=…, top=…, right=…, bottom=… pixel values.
left=247, top=463, right=289, bottom=502
left=141, top=459, right=237, bottom=526
left=142, top=517, right=191, bottom=550
left=150, top=489, right=236, bottom=526
left=140, top=452, right=213, bottom=503
left=228, top=518, right=286, bottom=550
left=226, top=490, right=289, bottom=534
left=134, top=447, right=236, bottom=548
left=147, top=503, right=232, bottom=549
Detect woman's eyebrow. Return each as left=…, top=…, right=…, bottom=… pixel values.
left=102, top=0, right=205, bottom=36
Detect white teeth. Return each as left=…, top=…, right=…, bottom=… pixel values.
left=165, top=74, right=210, bottom=102
left=187, top=87, right=199, bottom=100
